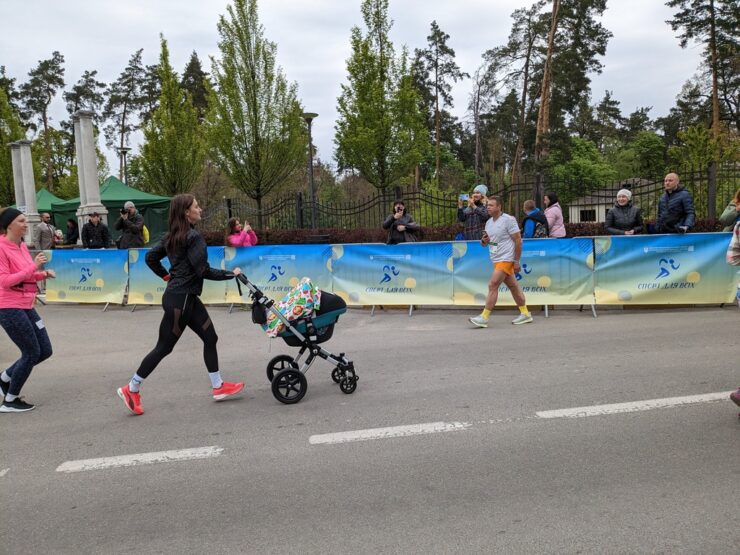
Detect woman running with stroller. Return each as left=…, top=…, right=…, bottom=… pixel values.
left=117, top=194, right=245, bottom=415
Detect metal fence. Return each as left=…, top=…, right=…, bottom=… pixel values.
left=202, top=165, right=739, bottom=231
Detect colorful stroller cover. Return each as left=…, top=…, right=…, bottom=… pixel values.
left=264, top=277, right=322, bottom=338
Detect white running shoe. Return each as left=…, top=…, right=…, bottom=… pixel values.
left=511, top=313, right=533, bottom=325
left=469, top=315, right=489, bottom=328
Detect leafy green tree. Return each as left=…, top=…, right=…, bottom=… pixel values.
left=0, top=89, right=25, bottom=206
left=335, top=0, right=428, bottom=191
left=415, top=21, right=468, bottom=183
left=181, top=51, right=211, bottom=121
left=548, top=136, right=616, bottom=199
left=103, top=49, right=147, bottom=177
left=140, top=36, right=204, bottom=196
left=207, top=0, right=305, bottom=227
left=19, top=51, right=65, bottom=191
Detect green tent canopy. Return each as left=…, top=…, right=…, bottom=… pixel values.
left=10, top=187, right=64, bottom=213
left=50, top=177, right=171, bottom=244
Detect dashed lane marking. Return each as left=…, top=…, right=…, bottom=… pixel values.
left=309, top=421, right=471, bottom=445
left=55, top=446, right=224, bottom=473
left=535, top=391, right=732, bottom=419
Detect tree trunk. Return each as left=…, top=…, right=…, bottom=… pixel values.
left=706, top=0, right=720, bottom=218
left=534, top=0, right=560, bottom=165
left=434, top=58, right=441, bottom=186
left=512, top=32, right=534, bottom=185
left=42, top=109, right=53, bottom=191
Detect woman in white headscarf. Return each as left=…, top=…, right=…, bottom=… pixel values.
left=605, top=188, right=643, bottom=235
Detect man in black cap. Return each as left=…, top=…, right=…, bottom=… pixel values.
left=81, top=212, right=111, bottom=249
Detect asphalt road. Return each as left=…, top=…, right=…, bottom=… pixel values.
left=1, top=303, right=738, bottom=554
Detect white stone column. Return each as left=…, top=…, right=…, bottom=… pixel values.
left=9, top=142, right=25, bottom=212
left=72, top=113, right=88, bottom=206
left=74, top=109, right=108, bottom=231
left=17, top=140, right=40, bottom=246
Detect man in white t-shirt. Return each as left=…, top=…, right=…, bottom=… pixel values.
left=469, top=195, right=533, bottom=328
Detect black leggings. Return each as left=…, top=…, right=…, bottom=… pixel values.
left=136, top=292, right=219, bottom=379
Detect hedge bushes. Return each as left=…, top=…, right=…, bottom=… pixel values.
left=202, top=219, right=725, bottom=246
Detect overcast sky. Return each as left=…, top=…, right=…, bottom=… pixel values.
left=1, top=0, right=703, bottom=174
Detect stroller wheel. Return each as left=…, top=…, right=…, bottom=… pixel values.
left=272, top=369, right=308, bottom=404
left=331, top=367, right=343, bottom=384
left=266, top=355, right=298, bottom=382
left=339, top=375, right=357, bottom=394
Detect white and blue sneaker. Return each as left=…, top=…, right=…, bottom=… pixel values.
left=511, top=313, right=533, bottom=325
left=469, top=315, right=489, bottom=328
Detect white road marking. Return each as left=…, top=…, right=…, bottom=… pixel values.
left=536, top=391, right=733, bottom=419
left=309, top=421, right=471, bottom=445
left=55, top=446, right=224, bottom=473
left=0, top=468, right=9, bottom=477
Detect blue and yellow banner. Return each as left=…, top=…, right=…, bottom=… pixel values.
left=127, top=247, right=231, bottom=305
left=594, top=233, right=737, bottom=304
left=44, top=249, right=128, bottom=304
left=453, top=238, right=595, bottom=306
left=331, top=242, right=453, bottom=305
left=224, top=245, right=333, bottom=303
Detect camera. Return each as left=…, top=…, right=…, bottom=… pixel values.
left=120, top=208, right=128, bottom=215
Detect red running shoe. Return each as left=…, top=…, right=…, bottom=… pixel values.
left=730, top=388, right=740, bottom=408
left=117, top=385, right=144, bottom=415
left=213, top=381, right=245, bottom=401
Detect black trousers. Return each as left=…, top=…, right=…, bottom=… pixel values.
left=136, top=291, right=219, bottom=379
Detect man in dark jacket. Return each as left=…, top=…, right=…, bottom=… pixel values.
left=81, top=212, right=111, bottom=249
left=457, top=184, right=489, bottom=240
left=115, top=201, right=145, bottom=248
left=655, top=173, right=695, bottom=233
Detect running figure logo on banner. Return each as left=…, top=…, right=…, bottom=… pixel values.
left=655, top=258, right=680, bottom=279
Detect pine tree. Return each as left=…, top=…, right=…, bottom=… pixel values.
left=181, top=52, right=211, bottom=121
left=19, top=51, right=65, bottom=191
left=0, top=89, right=25, bottom=206
left=140, top=36, right=204, bottom=196
left=415, top=21, right=468, bottom=185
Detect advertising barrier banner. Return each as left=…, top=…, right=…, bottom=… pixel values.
left=44, top=249, right=128, bottom=304
left=452, top=238, right=595, bottom=306
left=331, top=242, right=453, bottom=306
left=224, top=244, right=333, bottom=304
left=127, top=247, right=231, bottom=306
left=593, top=233, right=737, bottom=304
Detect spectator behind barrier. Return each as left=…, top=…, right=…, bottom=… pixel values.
left=543, top=192, right=566, bottom=237
left=605, top=189, right=643, bottom=235
left=225, top=217, right=258, bottom=247
left=382, top=200, right=420, bottom=244
left=654, top=173, right=695, bottom=234
left=719, top=188, right=740, bottom=232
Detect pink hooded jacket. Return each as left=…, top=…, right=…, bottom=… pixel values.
left=227, top=229, right=258, bottom=247
left=0, top=235, right=46, bottom=309
left=544, top=203, right=566, bottom=238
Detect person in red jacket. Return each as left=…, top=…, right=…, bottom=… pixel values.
left=0, top=208, right=56, bottom=412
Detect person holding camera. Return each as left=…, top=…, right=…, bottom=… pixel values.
left=457, top=184, right=489, bottom=240
left=382, top=200, right=420, bottom=245
left=114, top=201, right=145, bottom=249
left=117, top=194, right=245, bottom=416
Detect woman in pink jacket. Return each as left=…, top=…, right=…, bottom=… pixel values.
left=0, top=208, right=56, bottom=412
left=543, top=192, right=566, bottom=238
left=225, top=217, right=258, bottom=247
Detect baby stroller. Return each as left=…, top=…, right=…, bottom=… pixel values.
left=235, top=274, right=358, bottom=404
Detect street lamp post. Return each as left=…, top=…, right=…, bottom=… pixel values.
left=302, top=112, right=318, bottom=229
left=117, top=146, right=131, bottom=184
